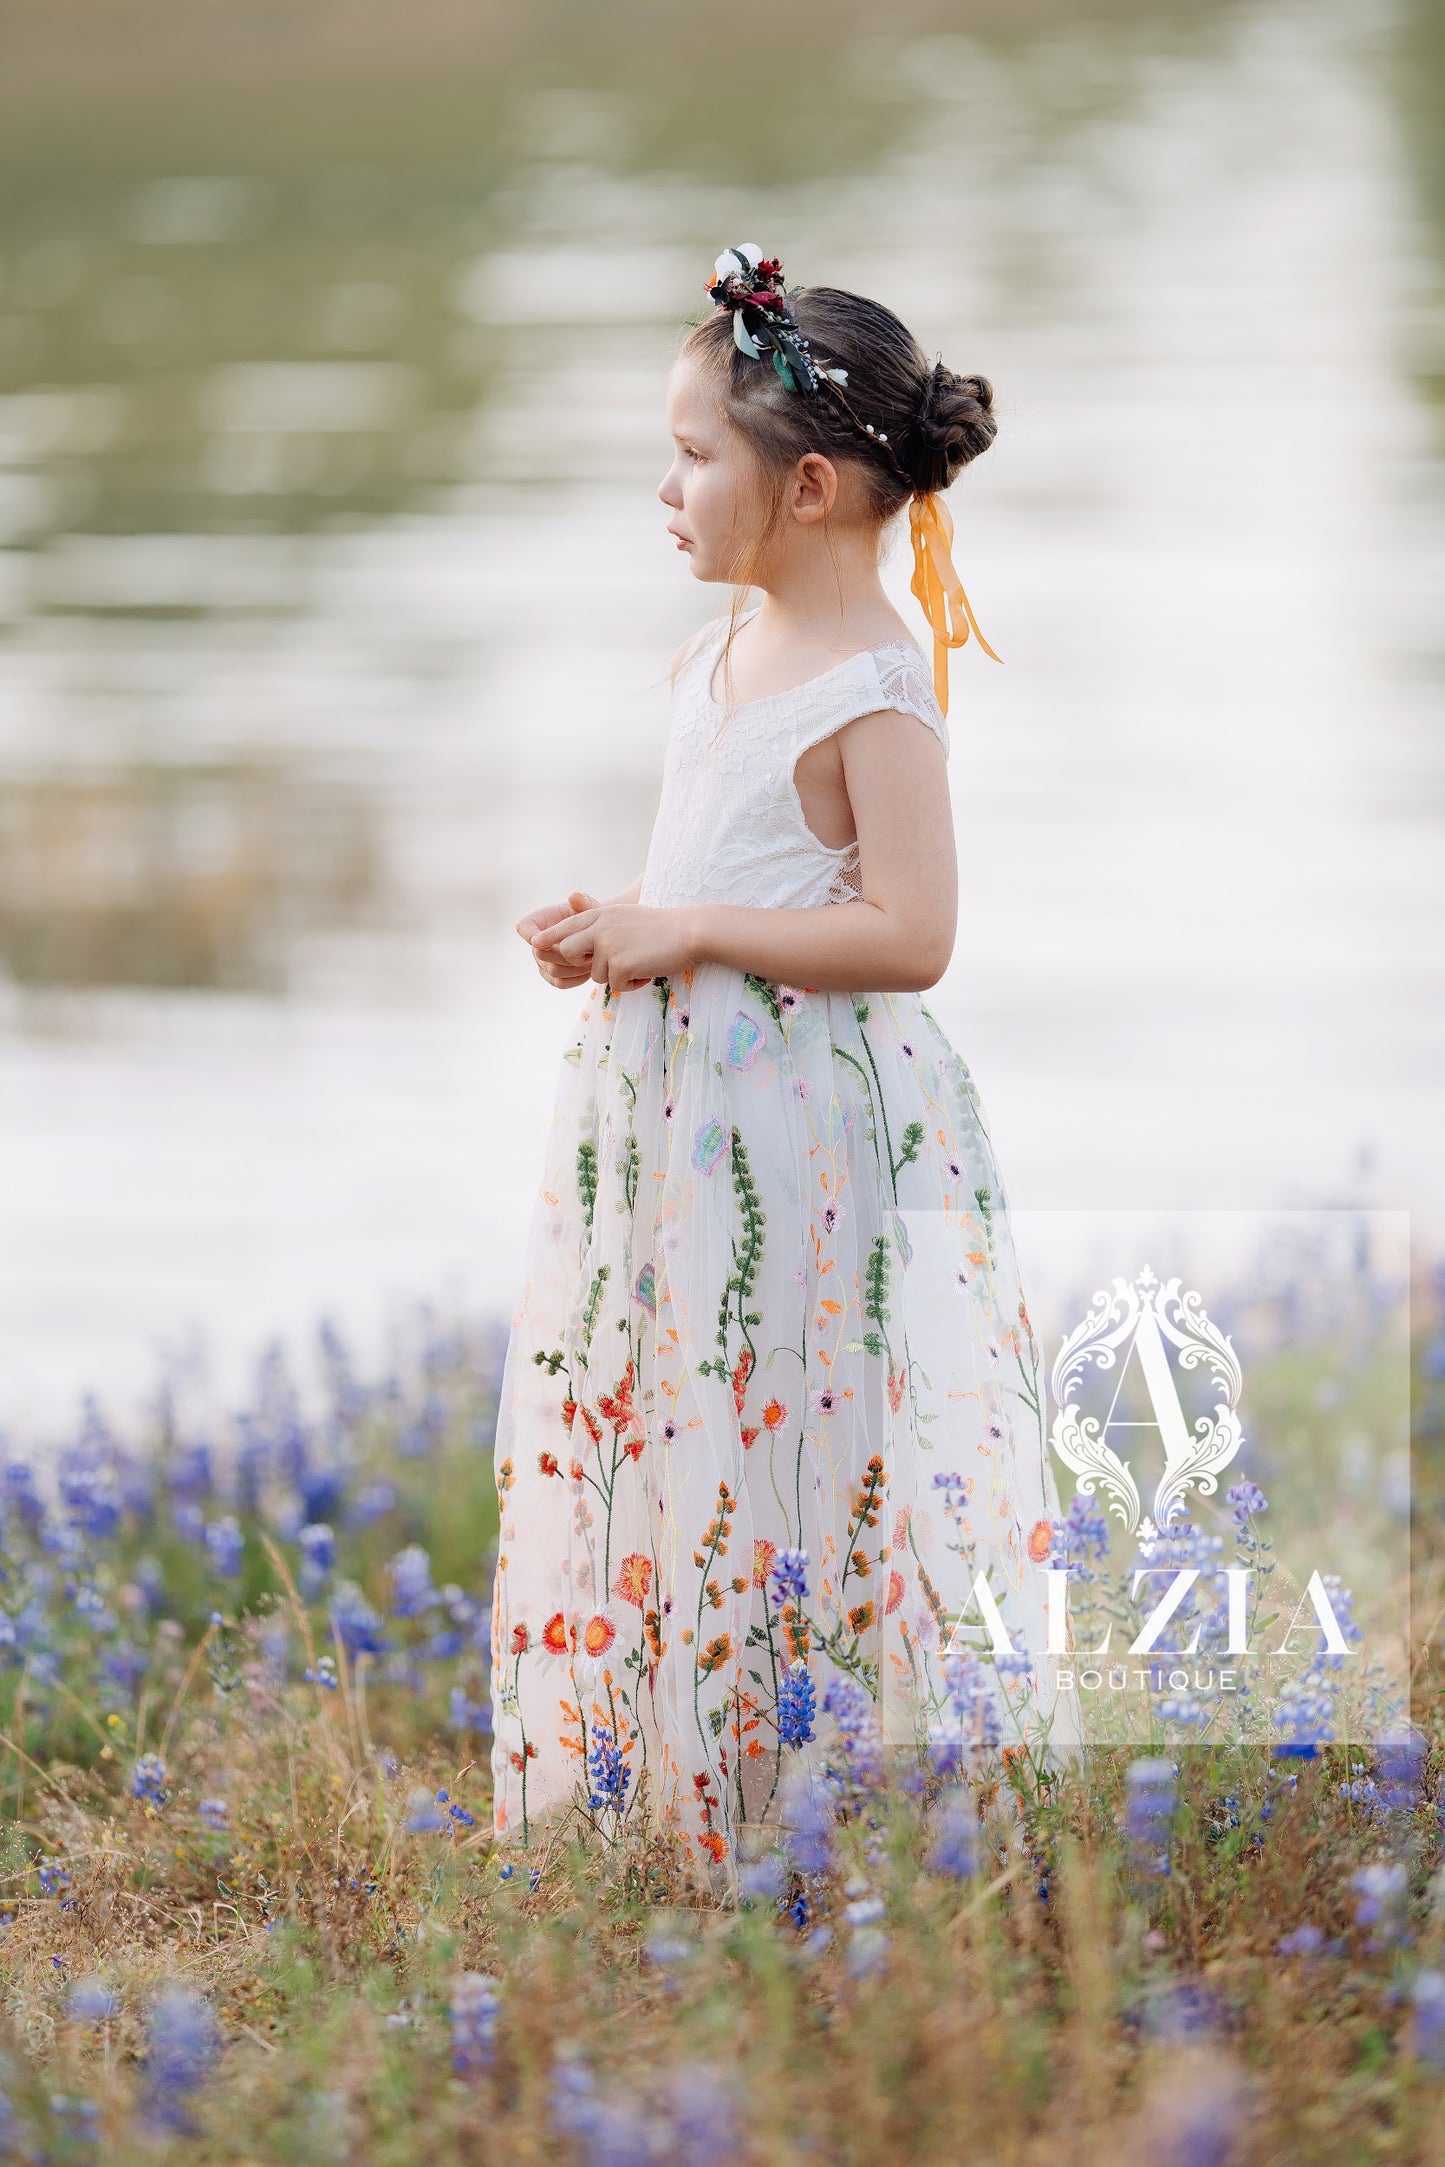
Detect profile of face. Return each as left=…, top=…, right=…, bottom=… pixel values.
left=657, top=352, right=848, bottom=586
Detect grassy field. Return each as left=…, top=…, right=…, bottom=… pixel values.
left=0, top=1264, right=1439, bottom=2167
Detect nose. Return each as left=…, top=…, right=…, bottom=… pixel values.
left=657, top=464, right=682, bottom=510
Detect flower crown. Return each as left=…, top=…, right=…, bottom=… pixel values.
left=705, top=244, right=849, bottom=401
left=702, top=242, right=1002, bottom=709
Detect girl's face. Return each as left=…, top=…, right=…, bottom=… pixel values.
left=657, top=354, right=766, bottom=584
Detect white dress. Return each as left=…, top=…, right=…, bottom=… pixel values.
left=490, top=608, right=1065, bottom=1891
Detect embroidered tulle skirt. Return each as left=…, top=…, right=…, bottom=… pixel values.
left=489, top=963, right=1066, bottom=1891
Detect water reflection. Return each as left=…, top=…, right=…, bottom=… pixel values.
left=0, top=0, right=1441, bottom=1424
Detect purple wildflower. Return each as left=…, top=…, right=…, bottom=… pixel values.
left=141, top=1987, right=221, bottom=2132
left=1124, top=1757, right=1176, bottom=1879
left=776, top=1660, right=817, bottom=1749
left=449, top=1972, right=500, bottom=2077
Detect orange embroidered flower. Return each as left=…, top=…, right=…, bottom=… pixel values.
left=542, top=1611, right=573, bottom=1655
left=848, top=1601, right=875, bottom=1634
left=598, top=1361, right=639, bottom=1434
left=885, top=1570, right=905, bottom=1615
left=538, top=1451, right=560, bottom=1477
left=762, top=1398, right=788, bottom=1431
left=614, top=1553, right=653, bottom=1608
left=752, top=1538, right=777, bottom=1589
left=560, top=1397, right=577, bottom=1430
left=497, top=1458, right=515, bottom=1493
left=1027, top=1518, right=1053, bottom=1564
left=697, top=1632, right=733, bottom=1676
left=569, top=1460, right=585, bottom=1483
left=698, top=1830, right=728, bottom=1862
left=886, top=1367, right=905, bottom=1413
left=579, top=1404, right=603, bottom=1447
left=582, top=1613, right=616, bottom=1657
left=892, top=1505, right=911, bottom=1551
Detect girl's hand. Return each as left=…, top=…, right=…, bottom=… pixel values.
left=531, top=902, right=700, bottom=993
left=517, top=891, right=599, bottom=989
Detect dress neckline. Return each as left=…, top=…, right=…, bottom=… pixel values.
left=704, top=608, right=926, bottom=714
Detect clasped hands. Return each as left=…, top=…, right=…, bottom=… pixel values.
left=518, top=890, right=702, bottom=993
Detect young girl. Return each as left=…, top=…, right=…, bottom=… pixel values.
left=491, top=246, right=1065, bottom=1891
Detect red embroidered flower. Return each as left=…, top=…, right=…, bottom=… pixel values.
left=510, top=1622, right=530, bottom=1655
left=582, top=1613, right=617, bottom=1657
left=538, top=1452, right=560, bottom=1477
left=542, top=1611, right=574, bottom=1655
left=885, top=1570, right=905, bottom=1616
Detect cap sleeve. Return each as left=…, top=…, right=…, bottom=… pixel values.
left=792, top=644, right=950, bottom=760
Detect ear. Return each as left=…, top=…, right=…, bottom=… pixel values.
left=790, top=451, right=839, bottom=525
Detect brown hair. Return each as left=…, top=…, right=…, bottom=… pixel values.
left=678, top=284, right=996, bottom=701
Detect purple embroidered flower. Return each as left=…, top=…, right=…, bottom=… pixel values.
left=778, top=986, right=802, bottom=1011
left=947, top=1160, right=962, bottom=1178
left=691, top=1118, right=729, bottom=1175
left=899, top=1041, right=916, bottom=1059
left=812, top=1389, right=838, bottom=1417
left=822, top=1203, right=839, bottom=1233
left=663, top=1098, right=676, bottom=1122
left=662, top=1420, right=678, bottom=1444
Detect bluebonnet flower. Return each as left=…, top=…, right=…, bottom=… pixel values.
left=304, top=1654, right=339, bottom=1690
left=1226, top=1479, right=1268, bottom=1524
left=448, top=1972, right=500, bottom=2077
left=641, top=1925, right=692, bottom=1973
left=842, top=1881, right=888, bottom=1979
left=348, top=1480, right=397, bottom=1527
left=931, top=1648, right=1003, bottom=1768
left=1376, top=1724, right=1427, bottom=1817
left=660, top=2063, right=736, bottom=2167
left=768, top=1549, right=810, bottom=1608
left=198, top=1798, right=229, bottom=1832
left=403, top=1789, right=446, bottom=1834
left=49, top=2095, right=100, bottom=2147
left=141, top=1987, right=221, bottom=2132
left=777, top=1763, right=839, bottom=1876
left=38, top=1864, right=72, bottom=1898
left=549, top=2055, right=655, bottom=2165
left=1124, top=1757, right=1176, bottom=1879
left=926, top=1790, right=981, bottom=1878
left=387, top=1544, right=439, bottom=1618
left=1272, top=1671, right=1336, bottom=1757
left=1275, top=1925, right=1330, bottom=1958
left=330, top=1581, right=386, bottom=1656
left=67, top=1978, right=118, bottom=2023
left=586, top=1724, right=631, bottom=1814
left=4, top=1461, right=45, bottom=1533
left=204, top=1516, right=243, bottom=1578
left=820, top=1673, right=884, bottom=1790
left=435, top=1788, right=476, bottom=1829
left=174, top=1502, right=206, bottom=1547
left=1048, top=1492, right=1111, bottom=1570
left=449, top=1685, right=491, bottom=1734
left=299, top=1522, right=335, bottom=1575
left=737, top=1854, right=788, bottom=1906
left=1409, top=1970, right=1445, bottom=2073
left=129, top=1753, right=168, bottom=1806
left=1352, top=1861, right=1410, bottom=1951
left=776, top=1660, right=816, bottom=1749
left=931, top=1470, right=972, bottom=1515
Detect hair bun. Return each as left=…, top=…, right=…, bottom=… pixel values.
left=909, top=362, right=996, bottom=493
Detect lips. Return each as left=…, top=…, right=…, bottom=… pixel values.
left=667, top=527, right=692, bottom=549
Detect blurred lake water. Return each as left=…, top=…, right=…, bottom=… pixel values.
left=0, top=0, right=1441, bottom=1430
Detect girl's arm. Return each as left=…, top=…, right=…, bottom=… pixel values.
left=533, top=711, right=958, bottom=995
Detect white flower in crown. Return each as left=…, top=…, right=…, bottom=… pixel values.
left=713, top=242, right=764, bottom=282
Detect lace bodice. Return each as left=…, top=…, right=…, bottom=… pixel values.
left=636, top=609, right=949, bottom=912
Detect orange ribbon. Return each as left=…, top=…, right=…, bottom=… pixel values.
left=908, top=490, right=1001, bottom=714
